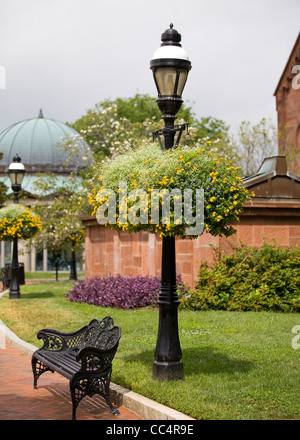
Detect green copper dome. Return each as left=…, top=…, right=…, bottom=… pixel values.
left=0, top=109, right=87, bottom=174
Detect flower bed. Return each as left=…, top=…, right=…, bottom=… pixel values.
left=66, top=274, right=189, bottom=309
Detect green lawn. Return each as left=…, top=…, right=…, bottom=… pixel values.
left=0, top=280, right=299, bottom=420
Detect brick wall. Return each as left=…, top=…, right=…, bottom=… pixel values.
left=82, top=201, right=300, bottom=287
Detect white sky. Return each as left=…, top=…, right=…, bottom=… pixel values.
left=0, top=0, right=299, bottom=136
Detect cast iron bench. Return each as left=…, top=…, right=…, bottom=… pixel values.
left=31, top=316, right=121, bottom=420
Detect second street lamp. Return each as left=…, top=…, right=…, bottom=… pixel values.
left=8, top=154, right=25, bottom=299
left=150, top=24, right=191, bottom=380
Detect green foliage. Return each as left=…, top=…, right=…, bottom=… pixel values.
left=71, top=93, right=196, bottom=134
left=180, top=242, right=300, bottom=312
left=68, top=95, right=280, bottom=179
left=194, top=116, right=230, bottom=141
left=0, top=181, right=8, bottom=207
left=69, top=94, right=229, bottom=159
left=31, top=174, right=89, bottom=253
left=98, top=94, right=162, bottom=123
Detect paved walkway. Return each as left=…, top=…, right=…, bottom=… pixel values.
left=0, top=341, right=143, bottom=421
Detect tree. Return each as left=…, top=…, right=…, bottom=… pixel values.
left=30, top=174, right=89, bottom=279
left=233, top=118, right=278, bottom=176
left=71, top=93, right=196, bottom=133
left=65, top=95, right=233, bottom=186
left=0, top=181, right=8, bottom=207
left=193, top=116, right=230, bottom=141
left=68, top=96, right=281, bottom=180
left=68, top=94, right=206, bottom=159
left=0, top=152, right=8, bottom=207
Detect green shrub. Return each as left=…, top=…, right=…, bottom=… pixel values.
left=179, top=242, right=300, bottom=312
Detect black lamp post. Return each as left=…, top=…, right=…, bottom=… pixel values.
left=69, top=243, right=78, bottom=281
left=150, top=24, right=191, bottom=380
left=8, top=154, right=25, bottom=299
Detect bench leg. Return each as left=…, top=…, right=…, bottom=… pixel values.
left=32, top=356, right=54, bottom=389
left=70, top=379, right=80, bottom=420
left=70, top=370, right=120, bottom=420
left=103, top=370, right=120, bottom=416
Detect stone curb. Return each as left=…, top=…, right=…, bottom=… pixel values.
left=0, top=317, right=194, bottom=421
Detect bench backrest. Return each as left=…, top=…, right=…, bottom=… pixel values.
left=82, top=317, right=121, bottom=350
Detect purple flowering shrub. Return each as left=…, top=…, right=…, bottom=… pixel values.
left=66, top=274, right=189, bottom=309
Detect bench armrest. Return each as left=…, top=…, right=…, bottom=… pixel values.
left=36, top=325, right=88, bottom=352
left=76, top=343, right=119, bottom=373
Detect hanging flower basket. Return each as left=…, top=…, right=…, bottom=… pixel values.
left=0, top=204, right=42, bottom=241
left=65, top=228, right=85, bottom=248
left=89, top=141, right=254, bottom=239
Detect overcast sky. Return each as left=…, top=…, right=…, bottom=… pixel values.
left=0, top=0, right=299, bottom=137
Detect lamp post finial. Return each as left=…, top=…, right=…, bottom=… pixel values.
left=13, top=154, right=21, bottom=163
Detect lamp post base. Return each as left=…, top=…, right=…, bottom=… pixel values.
left=153, top=361, right=183, bottom=381
left=9, top=289, right=20, bottom=300
left=9, top=268, right=20, bottom=299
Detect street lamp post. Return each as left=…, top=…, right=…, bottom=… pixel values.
left=150, top=24, right=191, bottom=380
left=8, top=154, right=25, bottom=299
left=69, top=244, right=78, bottom=281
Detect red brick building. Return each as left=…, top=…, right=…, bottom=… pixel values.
left=274, top=32, right=300, bottom=175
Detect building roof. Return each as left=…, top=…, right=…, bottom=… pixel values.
left=0, top=109, right=88, bottom=174
left=243, top=156, right=300, bottom=201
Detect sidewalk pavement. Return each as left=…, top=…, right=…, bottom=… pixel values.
left=0, top=317, right=195, bottom=421
left=0, top=341, right=143, bottom=421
